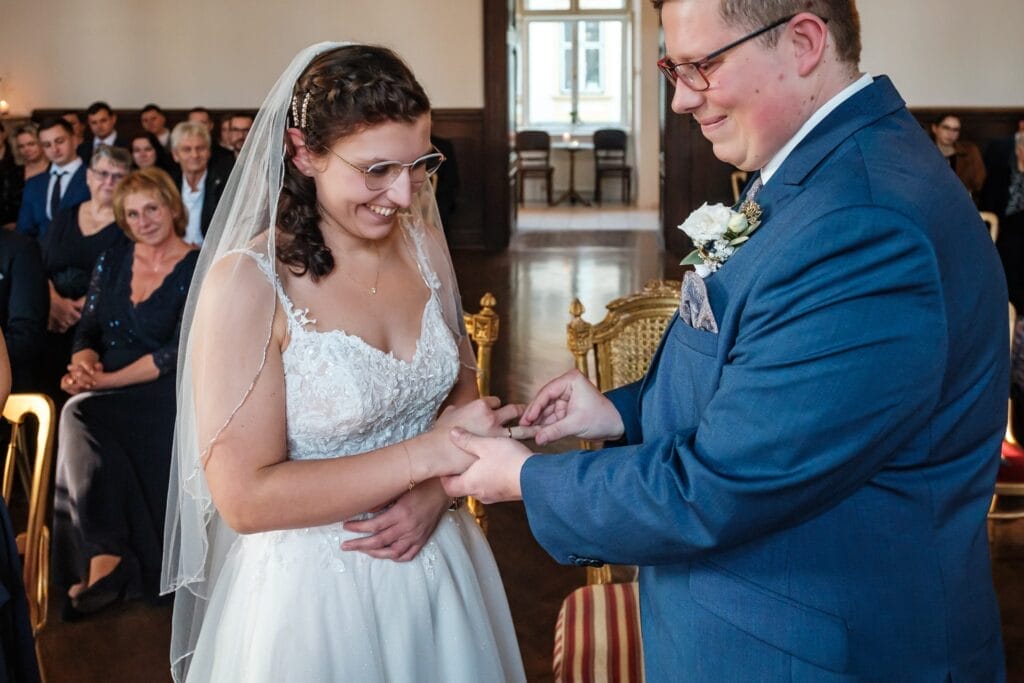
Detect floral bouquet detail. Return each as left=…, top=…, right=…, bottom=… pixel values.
left=678, top=199, right=762, bottom=277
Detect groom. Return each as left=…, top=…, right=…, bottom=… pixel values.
left=444, top=0, right=1008, bottom=680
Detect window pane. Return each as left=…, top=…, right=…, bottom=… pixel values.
left=575, top=20, right=623, bottom=124
left=526, top=21, right=575, bottom=125
left=578, top=0, right=625, bottom=8
left=525, top=0, right=570, bottom=9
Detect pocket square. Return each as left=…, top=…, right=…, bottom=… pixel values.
left=680, top=271, right=718, bottom=333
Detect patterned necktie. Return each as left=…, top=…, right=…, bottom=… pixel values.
left=50, top=170, right=67, bottom=219
left=743, top=173, right=763, bottom=205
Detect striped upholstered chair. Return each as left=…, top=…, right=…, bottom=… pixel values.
left=553, top=279, right=681, bottom=682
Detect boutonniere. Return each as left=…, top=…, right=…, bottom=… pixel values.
left=678, top=199, right=762, bottom=277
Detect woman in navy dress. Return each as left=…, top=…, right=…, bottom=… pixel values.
left=52, top=167, right=198, bottom=618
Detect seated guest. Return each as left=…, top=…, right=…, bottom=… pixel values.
left=62, top=111, right=87, bottom=150
left=76, top=101, right=130, bottom=160
left=52, top=167, right=198, bottom=617
left=16, top=118, right=89, bottom=242
left=218, top=114, right=234, bottom=154
left=169, top=121, right=228, bottom=245
left=227, top=112, right=254, bottom=156
left=0, top=335, right=41, bottom=683
left=0, top=122, right=23, bottom=228
left=0, top=230, right=47, bottom=392
left=129, top=132, right=176, bottom=174
left=14, top=125, right=49, bottom=181
left=993, top=132, right=1024, bottom=308
left=39, top=145, right=132, bottom=403
left=187, top=106, right=234, bottom=172
left=140, top=104, right=171, bottom=151
left=931, top=113, right=986, bottom=199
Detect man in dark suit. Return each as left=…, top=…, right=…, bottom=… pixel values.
left=75, top=101, right=130, bottom=160
left=442, top=1, right=1007, bottom=680
left=16, top=118, right=90, bottom=241
left=140, top=103, right=171, bottom=151
left=0, top=230, right=47, bottom=392
left=169, top=121, right=228, bottom=246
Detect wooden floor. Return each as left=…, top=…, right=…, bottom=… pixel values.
left=34, top=227, right=1024, bottom=681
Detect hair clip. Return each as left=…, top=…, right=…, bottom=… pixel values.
left=300, top=92, right=311, bottom=130
left=291, top=95, right=301, bottom=129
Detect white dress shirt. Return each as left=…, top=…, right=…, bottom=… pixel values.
left=181, top=172, right=207, bottom=246
left=93, top=131, right=118, bottom=149
left=761, top=73, right=874, bottom=185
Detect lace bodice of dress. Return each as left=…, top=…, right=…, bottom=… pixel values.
left=242, top=230, right=459, bottom=462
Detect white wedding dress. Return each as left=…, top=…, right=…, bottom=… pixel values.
left=184, top=229, right=525, bottom=682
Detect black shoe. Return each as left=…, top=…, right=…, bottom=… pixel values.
left=71, top=557, right=139, bottom=615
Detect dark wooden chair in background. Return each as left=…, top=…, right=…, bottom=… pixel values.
left=593, top=128, right=632, bottom=205
left=515, top=130, right=554, bottom=206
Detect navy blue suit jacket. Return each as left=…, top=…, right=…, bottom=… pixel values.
left=15, top=163, right=90, bottom=241
left=522, top=77, right=1007, bottom=681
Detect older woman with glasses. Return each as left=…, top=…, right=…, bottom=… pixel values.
left=53, top=167, right=198, bottom=619
left=37, top=145, right=133, bottom=402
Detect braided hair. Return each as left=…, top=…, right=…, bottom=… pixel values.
left=277, top=44, right=431, bottom=280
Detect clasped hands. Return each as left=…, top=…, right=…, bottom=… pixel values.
left=61, top=356, right=112, bottom=395
left=437, top=369, right=627, bottom=504
left=340, top=369, right=623, bottom=562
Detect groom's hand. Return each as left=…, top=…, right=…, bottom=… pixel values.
left=441, top=427, right=531, bottom=503
left=341, top=479, right=450, bottom=562
left=519, top=369, right=624, bottom=445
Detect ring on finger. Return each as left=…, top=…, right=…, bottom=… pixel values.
left=507, top=426, right=513, bottom=439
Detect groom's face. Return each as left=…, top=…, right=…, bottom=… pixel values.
left=662, top=0, right=803, bottom=171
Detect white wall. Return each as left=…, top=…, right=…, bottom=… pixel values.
left=858, top=0, right=1024, bottom=107
left=0, top=0, right=484, bottom=115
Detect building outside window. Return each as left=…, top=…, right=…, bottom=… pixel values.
left=518, top=0, right=630, bottom=131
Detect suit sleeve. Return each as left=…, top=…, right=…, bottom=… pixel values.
left=14, top=184, right=39, bottom=238
left=606, top=381, right=643, bottom=445
left=522, top=206, right=949, bottom=565
left=2, top=239, right=47, bottom=369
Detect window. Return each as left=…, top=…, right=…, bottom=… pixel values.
left=518, top=0, right=629, bottom=130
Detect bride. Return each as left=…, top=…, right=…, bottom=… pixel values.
left=161, top=43, right=526, bottom=682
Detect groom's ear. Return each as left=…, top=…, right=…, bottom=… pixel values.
left=286, top=127, right=320, bottom=177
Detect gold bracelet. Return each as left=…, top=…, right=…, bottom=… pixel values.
left=402, top=442, right=416, bottom=491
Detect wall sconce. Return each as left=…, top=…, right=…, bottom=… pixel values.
left=0, top=77, right=8, bottom=116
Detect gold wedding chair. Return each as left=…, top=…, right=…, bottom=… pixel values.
left=2, top=393, right=56, bottom=636
left=730, top=170, right=749, bottom=204
left=463, top=293, right=500, bottom=534
left=990, top=303, right=1024, bottom=519
left=980, top=211, right=1000, bottom=243
left=554, top=279, right=681, bottom=683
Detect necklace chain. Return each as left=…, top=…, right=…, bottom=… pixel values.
left=339, top=243, right=384, bottom=295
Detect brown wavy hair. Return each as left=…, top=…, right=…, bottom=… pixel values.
left=276, top=44, right=431, bottom=280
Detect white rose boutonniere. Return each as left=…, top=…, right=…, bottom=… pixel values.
left=678, top=198, right=763, bottom=277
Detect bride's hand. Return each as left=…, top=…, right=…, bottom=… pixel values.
left=428, top=397, right=527, bottom=476
left=341, top=480, right=449, bottom=562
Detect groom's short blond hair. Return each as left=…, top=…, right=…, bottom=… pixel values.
left=650, top=0, right=862, bottom=66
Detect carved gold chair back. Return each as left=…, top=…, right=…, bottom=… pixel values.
left=2, top=393, right=56, bottom=635
left=567, top=279, right=681, bottom=583
left=462, top=293, right=500, bottom=534
left=730, top=170, right=749, bottom=204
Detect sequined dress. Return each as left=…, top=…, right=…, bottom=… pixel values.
left=184, top=231, right=525, bottom=682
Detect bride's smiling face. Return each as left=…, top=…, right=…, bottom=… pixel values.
left=305, top=114, right=433, bottom=243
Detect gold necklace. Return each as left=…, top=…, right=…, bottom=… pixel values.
left=339, top=243, right=384, bottom=295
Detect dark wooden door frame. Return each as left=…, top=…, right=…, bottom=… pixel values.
left=483, top=0, right=512, bottom=250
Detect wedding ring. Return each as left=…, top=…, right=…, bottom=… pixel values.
left=507, top=426, right=513, bottom=439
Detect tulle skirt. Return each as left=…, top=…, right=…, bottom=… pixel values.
left=185, top=509, right=525, bottom=682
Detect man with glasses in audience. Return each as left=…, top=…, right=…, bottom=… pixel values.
left=227, top=113, right=254, bottom=157
left=16, top=118, right=90, bottom=241
left=443, top=1, right=1007, bottom=679
left=170, top=121, right=229, bottom=246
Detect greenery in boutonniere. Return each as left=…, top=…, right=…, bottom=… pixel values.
left=678, top=198, right=762, bottom=277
